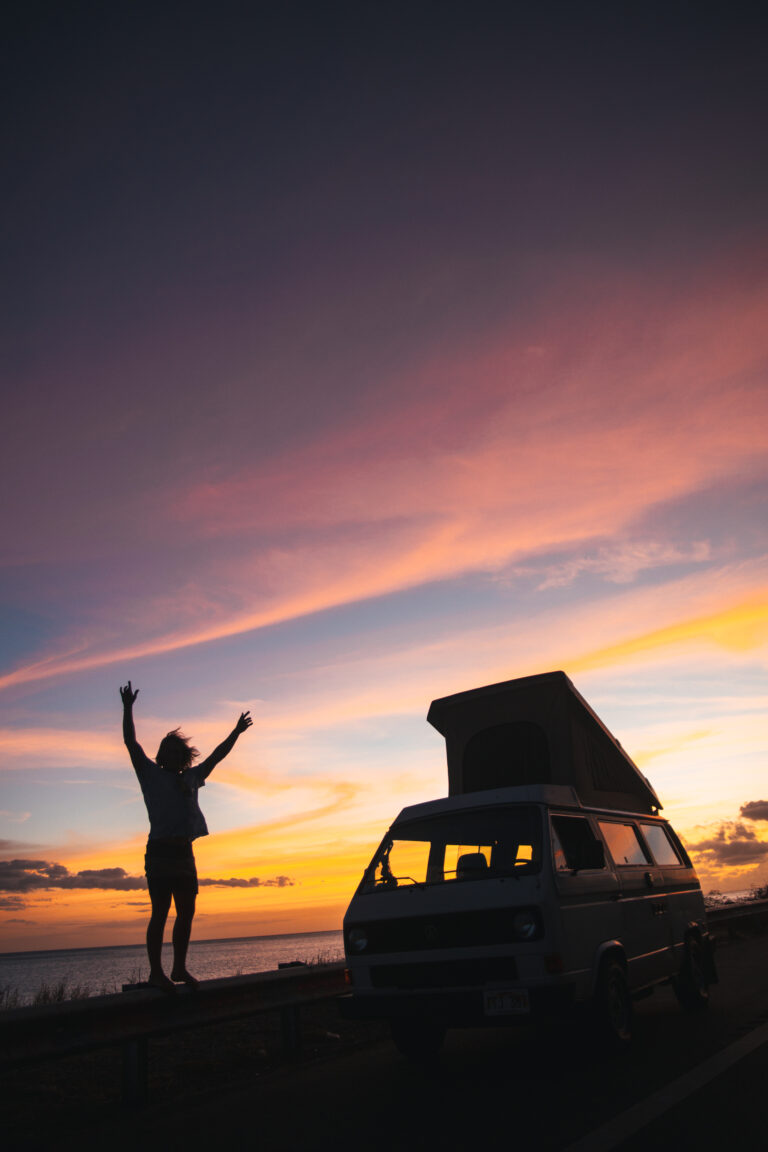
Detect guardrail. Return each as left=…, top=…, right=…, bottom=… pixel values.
left=0, top=961, right=347, bottom=1105
left=4, top=900, right=768, bottom=1107
left=706, top=898, right=768, bottom=937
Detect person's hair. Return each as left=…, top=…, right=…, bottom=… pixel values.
left=156, top=728, right=199, bottom=773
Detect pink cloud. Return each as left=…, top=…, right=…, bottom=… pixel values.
left=174, top=266, right=768, bottom=541
left=2, top=261, right=767, bottom=690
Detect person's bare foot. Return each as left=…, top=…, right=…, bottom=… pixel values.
left=148, top=971, right=176, bottom=993
left=171, top=968, right=199, bottom=989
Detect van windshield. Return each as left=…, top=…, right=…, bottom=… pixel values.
left=362, top=806, right=541, bottom=891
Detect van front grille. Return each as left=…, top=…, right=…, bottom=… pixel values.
left=353, top=908, right=533, bottom=954
left=370, top=957, right=518, bottom=989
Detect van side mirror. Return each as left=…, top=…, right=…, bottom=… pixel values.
left=573, top=839, right=605, bottom=872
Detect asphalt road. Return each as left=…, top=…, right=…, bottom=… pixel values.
left=12, top=930, right=768, bottom=1151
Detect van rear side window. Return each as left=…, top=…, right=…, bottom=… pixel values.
left=598, top=821, right=650, bottom=866
left=639, top=822, right=682, bottom=866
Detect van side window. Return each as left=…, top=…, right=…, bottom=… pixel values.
left=551, top=816, right=605, bottom=872
left=639, top=823, right=682, bottom=866
left=598, top=821, right=650, bottom=866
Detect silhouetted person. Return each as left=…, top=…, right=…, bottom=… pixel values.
left=120, top=681, right=252, bottom=991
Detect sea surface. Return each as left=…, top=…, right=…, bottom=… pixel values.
left=0, top=929, right=344, bottom=1006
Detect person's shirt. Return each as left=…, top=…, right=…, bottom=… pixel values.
left=128, top=744, right=211, bottom=841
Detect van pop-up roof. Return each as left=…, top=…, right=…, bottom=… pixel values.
left=427, top=670, right=661, bottom=814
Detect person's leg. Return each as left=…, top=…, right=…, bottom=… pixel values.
left=170, top=887, right=198, bottom=986
left=146, top=883, right=174, bottom=990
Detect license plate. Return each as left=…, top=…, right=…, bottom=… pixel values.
left=483, top=988, right=530, bottom=1016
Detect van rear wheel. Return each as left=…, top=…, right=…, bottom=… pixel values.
left=390, top=1018, right=446, bottom=1060
left=674, top=936, right=709, bottom=1011
left=594, top=960, right=632, bottom=1048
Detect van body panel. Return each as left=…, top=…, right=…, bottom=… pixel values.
left=342, top=675, right=714, bottom=1044
left=553, top=872, right=621, bottom=993
left=344, top=791, right=710, bottom=1021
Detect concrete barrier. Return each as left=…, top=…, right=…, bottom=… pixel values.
left=707, top=898, right=768, bottom=938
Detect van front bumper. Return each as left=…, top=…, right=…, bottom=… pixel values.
left=339, top=984, right=575, bottom=1025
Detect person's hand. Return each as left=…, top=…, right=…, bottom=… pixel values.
left=235, top=711, right=252, bottom=735
left=120, top=681, right=139, bottom=706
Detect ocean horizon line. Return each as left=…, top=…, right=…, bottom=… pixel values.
left=0, top=925, right=342, bottom=961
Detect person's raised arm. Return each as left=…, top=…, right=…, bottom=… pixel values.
left=198, top=711, right=252, bottom=779
left=120, top=682, right=144, bottom=765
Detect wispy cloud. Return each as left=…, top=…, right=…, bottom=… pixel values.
left=198, top=875, right=293, bottom=888
left=519, top=540, right=712, bottom=590
left=0, top=839, right=39, bottom=853
left=1, top=270, right=767, bottom=693
left=0, top=728, right=120, bottom=765
left=215, top=780, right=364, bottom=840
left=0, top=895, right=27, bottom=911
left=570, top=596, right=768, bottom=675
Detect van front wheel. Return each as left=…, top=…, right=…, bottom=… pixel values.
left=674, top=937, right=709, bottom=1011
left=594, top=960, right=632, bottom=1048
left=390, top=1018, right=446, bottom=1060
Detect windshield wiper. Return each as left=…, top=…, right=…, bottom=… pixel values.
left=374, top=874, right=425, bottom=889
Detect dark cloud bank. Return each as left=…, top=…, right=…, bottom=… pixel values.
left=689, top=802, right=768, bottom=868
left=739, top=801, right=768, bottom=822
left=0, top=859, right=294, bottom=896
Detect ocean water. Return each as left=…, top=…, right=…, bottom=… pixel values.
left=0, top=929, right=344, bottom=1007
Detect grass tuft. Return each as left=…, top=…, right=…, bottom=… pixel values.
left=0, top=976, right=121, bottom=1012
left=33, top=979, right=93, bottom=1005
left=306, top=948, right=343, bottom=967
left=0, top=985, right=22, bottom=1011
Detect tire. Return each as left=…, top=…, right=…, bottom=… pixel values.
left=594, top=960, right=633, bottom=1049
left=674, top=936, right=710, bottom=1012
left=390, top=1018, right=446, bottom=1060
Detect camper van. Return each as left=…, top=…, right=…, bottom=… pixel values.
left=341, top=672, right=715, bottom=1056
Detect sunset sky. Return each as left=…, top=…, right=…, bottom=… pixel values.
left=2, top=1, right=767, bottom=952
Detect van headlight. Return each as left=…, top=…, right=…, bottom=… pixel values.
left=512, top=909, right=540, bottom=940
left=347, top=927, right=369, bottom=953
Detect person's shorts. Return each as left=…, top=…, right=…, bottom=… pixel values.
left=144, top=839, right=199, bottom=901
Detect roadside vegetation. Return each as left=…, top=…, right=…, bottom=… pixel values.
left=0, top=952, right=341, bottom=1012
left=705, top=885, right=768, bottom=909
left=0, top=977, right=117, bottom=1010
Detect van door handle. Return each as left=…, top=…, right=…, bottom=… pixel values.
left=644, top=871, right=656, bottom=889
